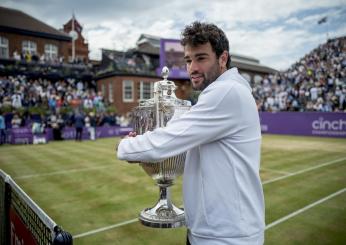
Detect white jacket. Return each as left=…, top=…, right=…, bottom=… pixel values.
left=117, top=68, right=265, bottom=245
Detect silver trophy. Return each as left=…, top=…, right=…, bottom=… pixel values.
left=132, top=67, right=191, bottom=228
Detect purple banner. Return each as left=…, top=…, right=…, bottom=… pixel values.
left=9, top=127, right=33, bottom=144
left=158, top=39, right=188, bottom=79
left=52, top=126, right=133, bottom=140
left=7, top=113, right=346, bottom=144
left=259, top=112, right=346, bottom=138
left=9, top=126, right=133, bottom=144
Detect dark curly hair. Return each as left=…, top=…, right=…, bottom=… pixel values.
left=181, top=21, right=231, bottom=69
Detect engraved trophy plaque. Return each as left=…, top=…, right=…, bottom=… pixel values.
left=132, top=67, right=191, bottom=228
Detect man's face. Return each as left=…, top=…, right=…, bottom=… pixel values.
left=184, top=42, right=225, bottom=91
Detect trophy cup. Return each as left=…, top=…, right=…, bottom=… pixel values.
left=132, top=67, right=191, bottom=228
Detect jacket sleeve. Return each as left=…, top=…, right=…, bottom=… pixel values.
left=117, top=82, right=246, bottom=162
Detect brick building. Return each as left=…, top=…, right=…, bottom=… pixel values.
left=0, top=6, right=71, bottom=60
left=97, top=34, right=277, bottom=115
left=97, top=72, right=191, bottom=115
left=0, top=6, right=88, bottom=63
left=62, top=16, right=89, bottom=62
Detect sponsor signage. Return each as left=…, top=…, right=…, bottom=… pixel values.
left=7, top=113, right=346, bottom=144
left=9, top=126, right=133, bottom=144
left=157, top=39, right=188, bottom=79
left=259, top=112, right=346, bottom=138
left=10, top=207, right=38, bottom=245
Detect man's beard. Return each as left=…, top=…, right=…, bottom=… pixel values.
left=191, top=61, right=222, bottom=92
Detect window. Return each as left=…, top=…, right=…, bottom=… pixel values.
left=0, top=36, right=9, bottom=58
left=44, top=44, right=58, bottom=59
left=123, top=80, right=134, bottom=102
left=138, top=81, right=153, bottom=100
left=109, top=82, right=113, bottom=103
left=22, top=40, right=37, bottom=55
left=101, top=84, right=106, bottom=98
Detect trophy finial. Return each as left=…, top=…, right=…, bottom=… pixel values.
left=161, top=66, right=169, bottom=79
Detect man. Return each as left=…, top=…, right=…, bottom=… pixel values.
left=74, top=112, right=84, bottom=141
left=0, top=112, right=6, bottom=145
left=117, top=21, right=265, bottom=244
left=85, top=112, right=96, bottom=141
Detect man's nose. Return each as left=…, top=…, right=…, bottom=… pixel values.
left=189, top=60, right=199, bottom=73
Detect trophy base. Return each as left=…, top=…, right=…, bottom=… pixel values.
left=139, top=204, right=185, bottom=228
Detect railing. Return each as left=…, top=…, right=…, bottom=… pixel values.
left=0, top=170, right=72, bottom=245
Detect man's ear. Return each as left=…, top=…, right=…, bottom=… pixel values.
left=219, top=51, right=228, bottom=70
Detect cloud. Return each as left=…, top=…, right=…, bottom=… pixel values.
left=208, top=0, right=342, bottom=23
left=2, top=0, right=345, bottom=70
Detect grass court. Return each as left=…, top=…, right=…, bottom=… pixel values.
left=0, top=134, right=345, bottom=244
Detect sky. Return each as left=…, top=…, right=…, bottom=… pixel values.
left=1, top=0, right=346, bottom=71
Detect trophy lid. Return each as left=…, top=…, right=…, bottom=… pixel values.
left=161, top=66, right=169, bottom=79
left=138, top=67, right=190, bottom=107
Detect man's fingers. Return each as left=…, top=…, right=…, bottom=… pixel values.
left=128, top=131, right=137, bottom=137
left=116, top=132, right=138, bottom=162
left=128, top=161, right=138, bottom=163
left=116, top=132, right=136, bottom=151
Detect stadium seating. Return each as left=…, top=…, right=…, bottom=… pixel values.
left=0, top=36, right=345, bottom=135
left=253, top=36, right=346, bottom=112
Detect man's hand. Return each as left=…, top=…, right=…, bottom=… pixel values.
left=116, top=131, right=139, bottom=163
left=128, top=131, right=137, bottom=137
left=116, top=132, right=137, bottom=151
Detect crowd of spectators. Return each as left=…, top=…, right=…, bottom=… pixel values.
left=99, top=49, right=158, bottom=76
left=0, top=74, right=129, bottom=137
left=253, top=36, right=346, bottom=112
left=0, top=36, right=345, bottom=142
left=11, top=49, right=88, bottom=66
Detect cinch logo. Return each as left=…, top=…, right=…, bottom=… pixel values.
left=312, top=117, right=346, bottom=131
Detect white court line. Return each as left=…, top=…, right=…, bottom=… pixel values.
left=262, top=157, right=346, bottom=185
left=72, top=157, right=346, bottom=239
left=73, top=218, right=138, bottom=239
left=14, top=165, right=113, bottom=179
left=265, top=188, right=346, bottom=230
left=260, top=167, right=292, bottom=175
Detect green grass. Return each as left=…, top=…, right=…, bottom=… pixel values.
left=0, top=135, right=345, bottom=244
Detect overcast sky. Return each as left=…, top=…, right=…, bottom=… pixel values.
left=2, top=0, right=346, bottom=71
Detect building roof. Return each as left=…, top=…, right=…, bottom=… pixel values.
left=136, top=34, right=161, bottom=55
left=231, top=53, right=259, bottom=64
left=231, top=54, right=277, bottom=74
left=136, top=34, right=161, bottom=48
left=0, top=6, right=71, bottom=41
left=231, top=60, right=277, bottom=74
left=63, top=17, right=83, bottom=33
